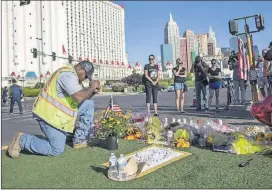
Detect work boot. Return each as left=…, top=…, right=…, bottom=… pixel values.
left=73, top=140, right=88, bottom=149
left=8, top=133, right=23, bottom=158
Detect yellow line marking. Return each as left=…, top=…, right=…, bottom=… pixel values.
left=1, top=145, right=8, bottom=150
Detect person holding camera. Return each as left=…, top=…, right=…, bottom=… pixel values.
left=228, top=51, right=246, bottom=104
left=190, top=55, right=209, bottom=111
left=207, top=59, right=221, bottom=111
left=172, top=58, right=187, bottom=114
left=8, top=60, right=100, bottom=158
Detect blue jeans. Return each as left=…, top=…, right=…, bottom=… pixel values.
left=174, top=82, right=184, bottom=90
left=19, top=99, right=95, bottom=156
left=195, top=81, right=207, bottom=109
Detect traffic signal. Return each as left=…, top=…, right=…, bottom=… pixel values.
left=20, top=0, right=30, bottom=6
left=33, top=48, right=37, bottom=58
left=228, top=20, right=238, bottom=35
left=68, top=55, right=72, bottom=64
left=52, top=52, right=56, bottom=61
left=255, top=15, right=265, bottom=31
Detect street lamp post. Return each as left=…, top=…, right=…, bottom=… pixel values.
left=36, top=38, right=42, bottom=84
left=229, top=14, right=265, bottom=103
left=21, top=70, right=25, bottom=87
left=80, top=32, right=101, bottom=80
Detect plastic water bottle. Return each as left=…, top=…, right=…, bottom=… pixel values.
left=117, top=154, right=127, bottom=180
left=177, top=118, right=182, bottom=124
left=163, top=118, right=168, bottom=128
left=172, top=117, right=176, bottom=123
left=167, top=130, right=173, bottom=147
left=108, top=153, right=118, bottom=178
left=183, top=118, right=187, bottom=124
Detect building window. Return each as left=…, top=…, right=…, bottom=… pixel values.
left=15, top=30, right=16, bottom=32
left=31, top=62, right=33, bottom=64
left=29, top=13, right=31, bottom=15
left=30, top=37, right=32, bottom=39
left=14, top=17, right=16, bottom=20
left=15, top=43, right=17, bottom=45
left=30, top=25, right=32, bottom=27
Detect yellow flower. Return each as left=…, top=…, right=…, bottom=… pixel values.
left=117, top=121, right=120, bottom=125
left=109, top=117, right=113, bottom=121
left=109, top=124, right=113, bottom=128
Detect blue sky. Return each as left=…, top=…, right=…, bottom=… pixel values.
left=114, top=1, right=272, bottom=66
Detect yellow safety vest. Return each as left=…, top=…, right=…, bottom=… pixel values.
left=32, top=65, right=79, bottom=133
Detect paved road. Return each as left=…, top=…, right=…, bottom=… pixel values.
left=1, top=88, right=258, bottom=146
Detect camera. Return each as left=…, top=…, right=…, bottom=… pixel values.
left=228, top=51, right=238, bottom=64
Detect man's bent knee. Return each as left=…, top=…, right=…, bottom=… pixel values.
left=50, top=146, right=65, bottom=156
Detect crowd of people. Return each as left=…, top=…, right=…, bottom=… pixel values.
left=142, top=41, right=272, bottom=116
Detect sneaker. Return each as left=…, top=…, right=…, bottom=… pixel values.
left=10, top=112, right=13, bottom=115
left=196, top=108, right=201, bottom=111
left=180, top=110, right=187, bottom=114
left=154, top=113, right=159, bottom=117
left=73, top=141, right=88, bottom=149
left=8, top=132, right=23, bottom=158
left=20, top=112, right=23, bottom=115
left=204, top=108, right=209, bottom=112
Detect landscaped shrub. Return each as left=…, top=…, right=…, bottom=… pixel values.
left=22, top=88, right=41, bottom=97
left=121, top=73, right=142, bottom=86
left=34, top=82, right=45, bottom=88
left=158, top=81, right=169, bottom=89
left=186, top=72, right=193, bottom=81
left=111, top=82, right=128, bottom=92
left=102, top=85, right=113, bottom=92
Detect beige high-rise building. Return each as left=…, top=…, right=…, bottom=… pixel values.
left=164, top=13, right=180, bottom=64
left=183, top=30, right=195, bottom=69
left=196, top=34, right=208, bottom=56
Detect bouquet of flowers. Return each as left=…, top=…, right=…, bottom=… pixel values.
left=95, top=110, right=132, bottom=138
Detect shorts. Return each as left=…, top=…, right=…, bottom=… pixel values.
left=174, top=82, right=184, bottom=90
left=258, top=77, right=269, bottom=88
left=209, top=81, right=221, bottom=90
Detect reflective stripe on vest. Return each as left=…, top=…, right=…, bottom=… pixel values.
left=40, top=90, right=77, bottom=117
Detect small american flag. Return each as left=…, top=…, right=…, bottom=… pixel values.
left=103, top=95, right=122, bottom=118
left=237, top=37, right=249, bottom=80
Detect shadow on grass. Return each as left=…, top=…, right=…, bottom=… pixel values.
left=89, top=166, right=108, bottom=177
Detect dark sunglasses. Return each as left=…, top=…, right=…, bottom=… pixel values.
left=149, top=58, right=154, bottom=60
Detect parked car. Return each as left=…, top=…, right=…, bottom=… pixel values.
left=167, top=84, right=175, bottom=92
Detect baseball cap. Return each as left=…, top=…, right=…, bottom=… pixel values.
left=195, top=56, right=201, bottom=63
left=79, top=60, right=94, bottom=81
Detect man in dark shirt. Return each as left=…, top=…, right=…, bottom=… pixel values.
left=9, top=79, right=23, bottom=114
left=190, top=56, right=209, bottom=111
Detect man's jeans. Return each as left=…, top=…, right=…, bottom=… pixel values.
left=10, top=98, right=23, bottom=113
left=233, top=80, right=246, bottom=104
left=195, top=81, right=207, bottom=109
left=19, top=99, right=95, bottom=156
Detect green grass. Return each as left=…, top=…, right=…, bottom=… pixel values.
left=2, top=140, right=271, bottom=189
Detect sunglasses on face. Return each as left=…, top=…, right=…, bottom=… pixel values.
left=149, top=58, right=154, bottom=60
